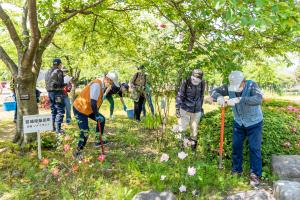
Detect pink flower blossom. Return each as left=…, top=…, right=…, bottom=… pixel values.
left=51, top=167, right=59, bottom=176
left=179, top=185, right=186, bottom=192
left=98, top=154, right=105, bottom=161
left=64, top=135, right=71, bottom=141
left=41, top=158, right=49, bottom=166
left=64, top=144, right=70, bottom=152
left=187, top=166, right=196, bottom=176
left=178, top=151, right=188, bottom=160
left=298, top=115, right=300, bottom=121
left=160, top=153, right=169, bottom=162
left=160, top=175, right=166, bottom=181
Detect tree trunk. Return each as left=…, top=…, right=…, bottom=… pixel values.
left=14, top=72, right=38, bottom=146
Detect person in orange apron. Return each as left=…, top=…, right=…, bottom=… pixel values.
left=72, top=72, right=119, bottom=160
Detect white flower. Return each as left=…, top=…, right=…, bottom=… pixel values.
left=178, top=151, right=188, bottom=160
left=183, top=138, right=190, bottom=147
left=160, top=153, right=169, bottom=162
left=160, top=175, right=166, bottom=181
left=179, top=185, right=187, bottom=192
left=187, top=166, right=196, bottom=176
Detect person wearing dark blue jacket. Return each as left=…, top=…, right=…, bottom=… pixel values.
left=175, top=69, right=205, bottom=151
left=210, top=70, right=263, bottom=187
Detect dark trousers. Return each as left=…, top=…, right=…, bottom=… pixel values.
left=134, top=96, right=145, bottom=121
left=73, top=107, right=105, bottom=150
left=232, top=121, right=263, bottom=177
left=48, top=91, right=65, bottom=132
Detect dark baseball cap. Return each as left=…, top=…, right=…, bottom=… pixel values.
left=53, top=58, right=62, bottom=65
left=192, top=69, right=203, bottom=79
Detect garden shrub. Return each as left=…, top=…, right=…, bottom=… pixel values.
left=198, top=99, right=300, bottom=178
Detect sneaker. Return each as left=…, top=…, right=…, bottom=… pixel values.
left=110, top=115, right=115, bottom=119
left=73, top=149, right=83, bottom=160
left=249, top=173, right=260, bottom=187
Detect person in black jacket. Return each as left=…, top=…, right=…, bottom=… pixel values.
left=175, top=69, right=205, bottom=151
left=45, top=58, right=66, bottom=134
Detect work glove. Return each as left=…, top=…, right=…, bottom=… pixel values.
left=227, top=97, right=241, bottom=106
left=176, top=109, right=181, bottom=118
left=217, top=96, right=225, bottom=107
left=123, top=105, right=127, bottom=111
left=95, top=114, right=105, bottom=122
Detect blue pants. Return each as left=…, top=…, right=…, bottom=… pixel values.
left=73, top=107, right=105, bottom=150
left=48, top=91, right=65, bottom=133
left=142, top=95, right=155, bottom=117
left=64, top=95, right=71, bottom=123
left=232, top=121, right=263, bottom=177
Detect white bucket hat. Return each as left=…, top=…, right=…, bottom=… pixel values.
left=228, top=71, right=244, bottom=92
left=106, top=71, right=120, bottom=87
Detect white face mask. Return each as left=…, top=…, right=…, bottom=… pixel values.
left=191, top=76, right=201, bottom=85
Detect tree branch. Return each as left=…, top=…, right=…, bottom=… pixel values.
left=22, top=1, right=29, bottom=47
left=0, top=46, right=18, bottom=75
left=53, top=0, right=104, bottom=27
left=22, top=0, right=41, bottom=68
left=0, top=4, right=23, bottom=58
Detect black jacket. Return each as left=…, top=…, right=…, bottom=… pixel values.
left=176, top=78, right=205, bottom=113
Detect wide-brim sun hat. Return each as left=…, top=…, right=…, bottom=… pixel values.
left=106, top=72, right=120, bottom=87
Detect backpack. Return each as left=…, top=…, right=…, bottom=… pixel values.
left=133, top=72, right=146, bottom=87
left=45, top=67, right=61, bottom=91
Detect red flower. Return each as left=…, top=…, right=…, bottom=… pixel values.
left=98, top=155, right=105, bottom=161
left=72, top=164, right=78, bottom=172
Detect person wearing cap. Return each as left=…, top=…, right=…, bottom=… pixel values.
left=209, top=70, right=263, bottom=187
left=45, top=58, right=66, bottom=134
left=104, top=82, right=129, bottom=119
left=72, top=72, right=117, bottom=160
left=129, top=65, right=147, bottom=122
left=175, top=69, right=205, bottom=152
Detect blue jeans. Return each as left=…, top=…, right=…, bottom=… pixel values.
left=232, top=121, right=263, bottom=177
left=142, top=95, right=155, bottom=117
left=73, top=107, right=105, bottom=150
left=64, top=95, right=71, bottom=123
left=48, top=91, right=65, bottom=133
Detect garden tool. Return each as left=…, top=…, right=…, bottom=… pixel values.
left=218, top=106, right=225, bottom=169
left=97, top=120, right=105, bottom=161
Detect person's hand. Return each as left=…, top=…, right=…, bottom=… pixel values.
left=176, top=109, right=181, bottom=118
left=95, top=114, right=105, bottom=122
left=226, top=97, right=241, bottom=106
left=204, top=96, right=214, bottom=104
left=123, top=105, right=127, bottom=111
left=217, top=96, right=225, bottom=107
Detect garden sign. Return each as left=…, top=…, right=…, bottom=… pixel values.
left=23, top=114, right=53, bottom=159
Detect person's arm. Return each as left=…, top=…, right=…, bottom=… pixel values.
left=58, top=70, right=67, bottom=88
left=200, top=81, right=206, bottom=111
left=210, top=85, right=229, bottom=101
left=239, top=82, right=263, bottom=106
left=176, top=80, right=187, bottom=110
left=90, top=83, right=101, bottom=115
